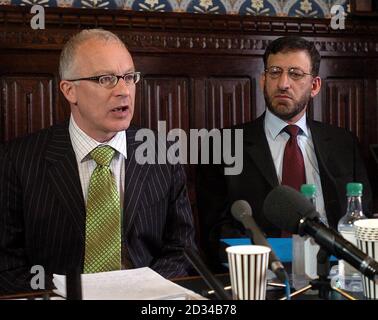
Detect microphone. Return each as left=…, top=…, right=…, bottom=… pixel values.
left=184, top=247, right=231, bottom=300
left=66, top=268, right=82, bottom=300
left=231, top=200, right=288, bottom=283
left=263, top=185, right=378, bottom=282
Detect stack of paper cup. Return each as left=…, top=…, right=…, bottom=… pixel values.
left=354, top=219, right=378, bottom=299
left=226, top=245, right=271, bottom=300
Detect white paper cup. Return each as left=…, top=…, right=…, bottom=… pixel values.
left=226, top=245, right=271, bottom=300
left=354, top=220, right=378, bottom=299
left=355, top=219, right=378, bottom=241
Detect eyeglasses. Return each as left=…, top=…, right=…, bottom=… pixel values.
left=67, top=71, right=141, bottom=89
left=265, top=66, right=313, bottom=80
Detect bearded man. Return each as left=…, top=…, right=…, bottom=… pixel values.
left=196, top=36, right=372, bottom=271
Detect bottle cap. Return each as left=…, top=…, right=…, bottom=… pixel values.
left=300, top=184, right=317, bottom=197
left=346, top=182, right=363, bottom=196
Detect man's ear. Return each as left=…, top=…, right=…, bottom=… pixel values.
left=60, top=80, right=78, bottom=105
left=259, top=73, right=266, bottom=92
left=310, top=76, right=321, bottom=98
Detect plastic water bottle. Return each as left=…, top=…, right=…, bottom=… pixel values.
left=292, top=184, right=319, bottom=290
left=336, top=182, right=366, bottom=291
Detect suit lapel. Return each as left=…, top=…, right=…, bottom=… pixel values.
left=244, top=115, right=279, bottom=188
left=44, top=123, right=86, bottom=240
left=122, top=127, right=151, bottom=235
left=308, top=119, right=342, bottom=227
left=308, top=119, right=335, bottom=183
left=44, top=125, right=152, bottom=240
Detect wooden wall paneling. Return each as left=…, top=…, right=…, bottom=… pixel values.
left=322, top=79, right=365, bottom=144
left=364, top=78, right=378, bottom=149
left=138, top=75, right=196, bottom=196
left=137, top=74, right=202, bottom=236
left=376, top=79, right=378, bottom=141
left=56, top=84, right=71, bottom=125
left=319, top=53, right=378, bottom=161
left=0, top=49, right=69, bottom=140
left=1, top=75, right=54, bottom=142
left=132, top=83, right=143, bottom=128
left=321, top=76, right=378, bottom=210
left=364, top=78, right=378, bottom=210
left=204, top=77, right=253, bottom=130
left=133, top=53, right=263, bottom=127
left=192, top=78, right=206, bottom=130
left=140, top=76, right=190, bottom=132
left=311, top=92, right=322, bottom=122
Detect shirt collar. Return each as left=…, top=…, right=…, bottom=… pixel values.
left=69, top=115, right=127, bottom=163
left=264, top=108, right=309, bottom=140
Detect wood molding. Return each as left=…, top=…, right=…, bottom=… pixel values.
left=0, top=6, right=377, bottom=56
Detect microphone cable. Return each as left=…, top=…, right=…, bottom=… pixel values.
left=284, top=278, right=291, bottom=300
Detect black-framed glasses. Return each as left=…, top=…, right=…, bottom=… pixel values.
left=265, top=66, right=313, bottom=80
left=67, top=71, right=141, bottom=89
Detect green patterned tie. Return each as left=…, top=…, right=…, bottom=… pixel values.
left=84, top=146, right=121, bottom=273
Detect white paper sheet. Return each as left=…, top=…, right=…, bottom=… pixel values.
left=53, top=267, right=204, bottom=300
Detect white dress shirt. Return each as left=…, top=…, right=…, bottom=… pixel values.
left=69, top=116, right=127, bottom=208
left=264, top=109, right=328, bottom=224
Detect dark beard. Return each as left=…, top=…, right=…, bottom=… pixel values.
left=264, top=86, right=311, bottom=121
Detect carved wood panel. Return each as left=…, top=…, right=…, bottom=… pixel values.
left=136, top=75, right=201, bottom=232
left=138, top=76, right=189, bottom=132
left=203, top=77, right=253, bottom=130
left=322, top=79, right=366, bottom=142
left=1, top=75, right=54, bottom=142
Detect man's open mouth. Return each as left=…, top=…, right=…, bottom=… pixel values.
left=111, top=106, right=128, bottom=112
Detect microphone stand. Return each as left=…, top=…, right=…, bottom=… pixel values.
left=310, top=248, right=332, bottom=299
left=280, top=248, right=357, bottom=300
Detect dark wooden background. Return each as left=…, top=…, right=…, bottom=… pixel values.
left=1, top=6, right=378, bottom=231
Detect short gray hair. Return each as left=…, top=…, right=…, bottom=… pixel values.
left=59, top=29, right=127, bottom=79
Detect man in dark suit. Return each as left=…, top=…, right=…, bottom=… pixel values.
left=196, top=36, right=372, bottom=271
left=0, top=29, right=195, bottom=294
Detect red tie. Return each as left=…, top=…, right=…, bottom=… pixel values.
left=281, top=125, right=306, bottom=191
left=280, top=125, right=306, bottom=237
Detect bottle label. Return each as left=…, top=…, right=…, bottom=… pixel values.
left=304, top=238, right=319, bottom=279
left=292, top=235, right=319, bottom=284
